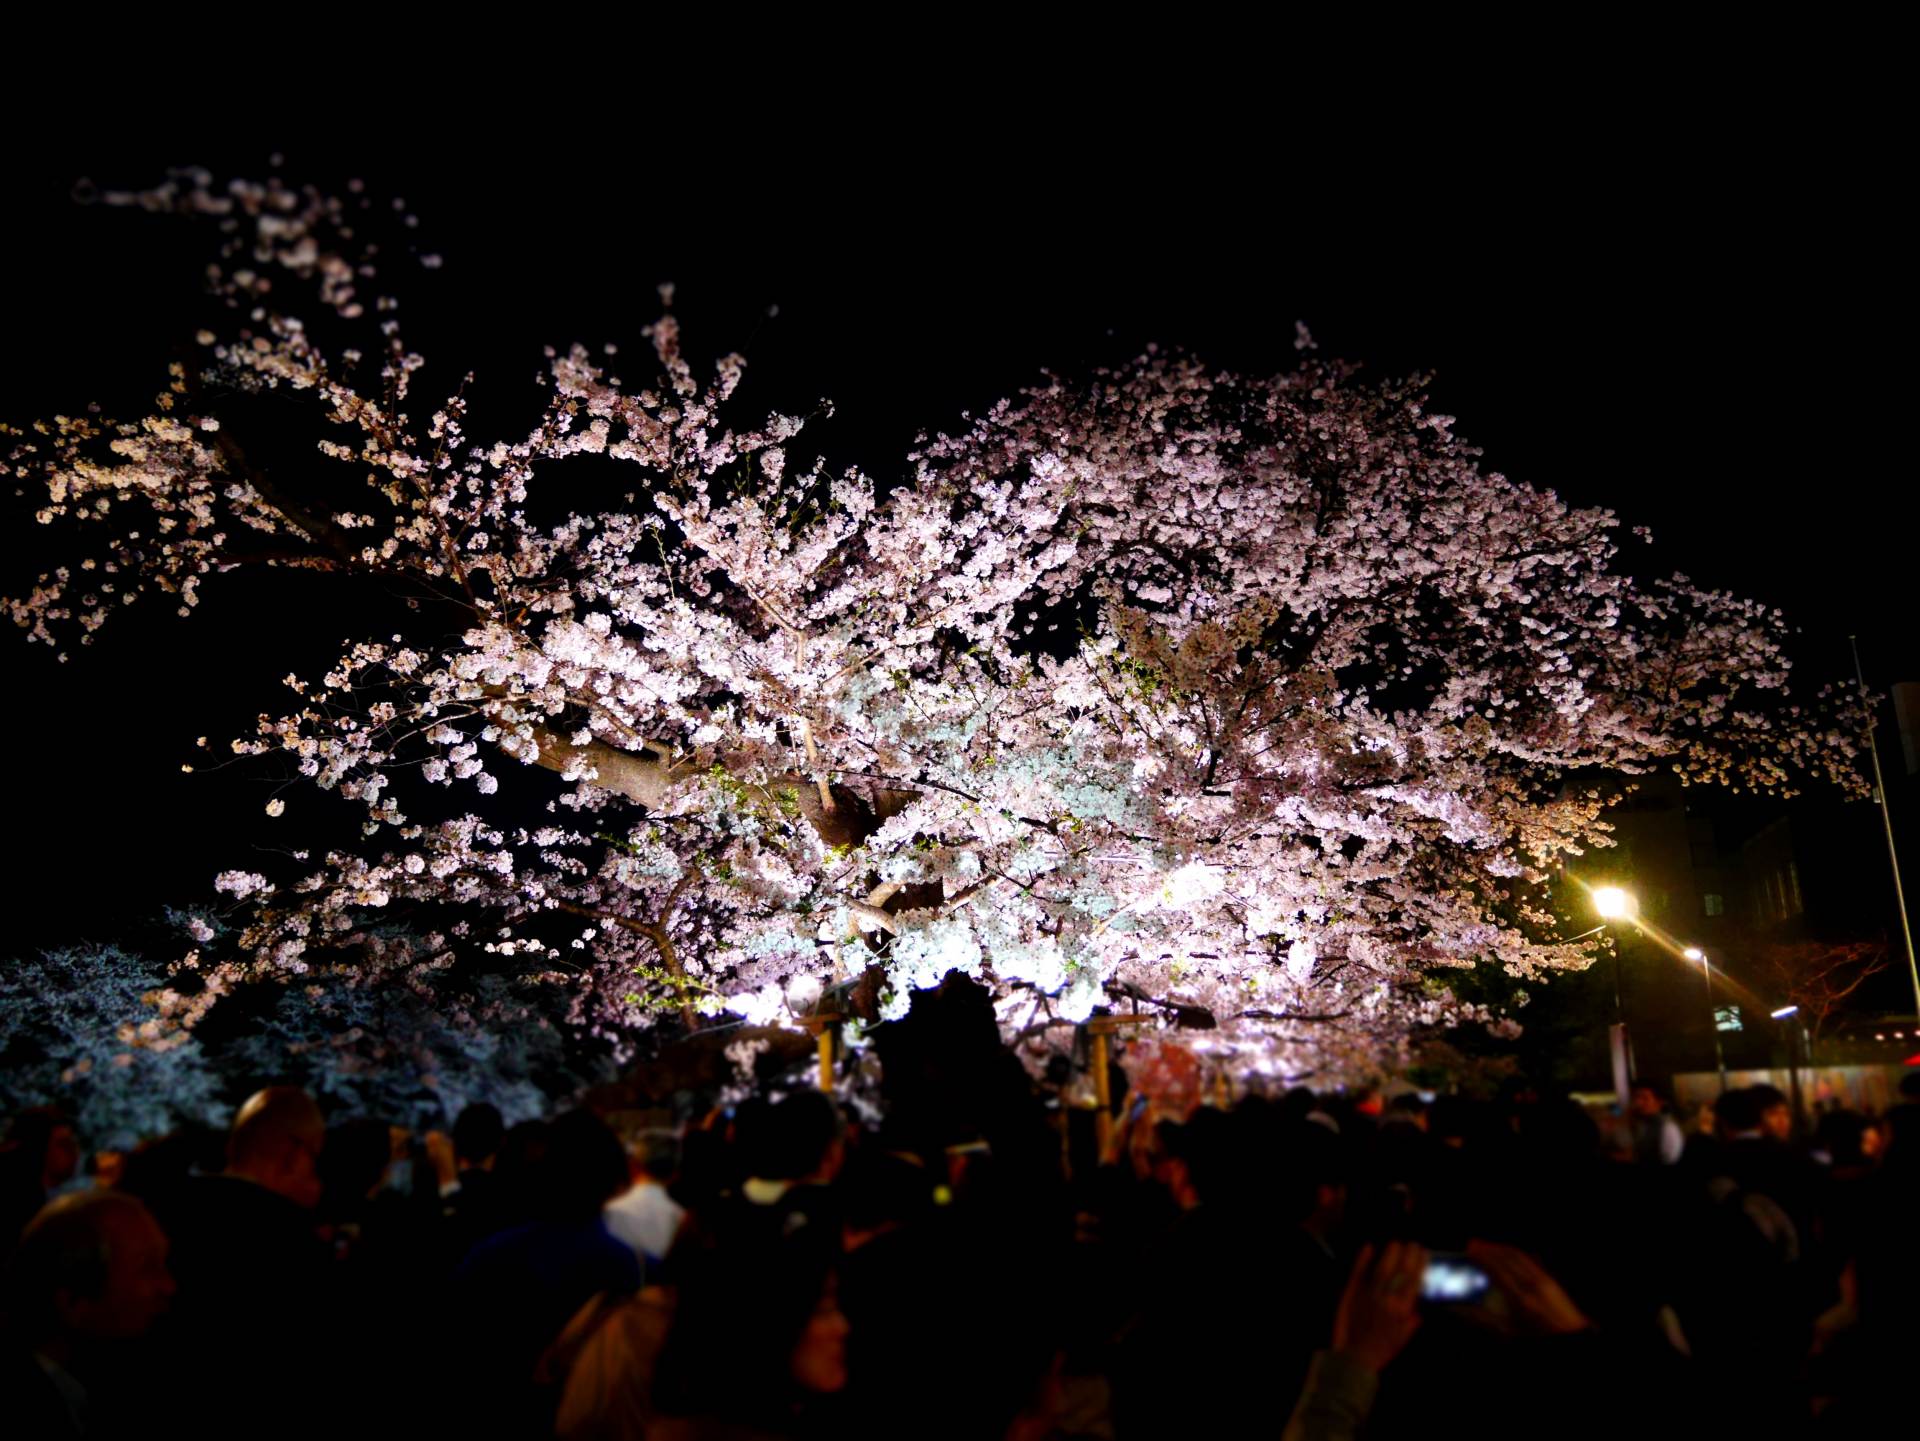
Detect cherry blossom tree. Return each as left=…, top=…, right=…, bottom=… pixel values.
left=3, top=169, right=1866, bottom=1084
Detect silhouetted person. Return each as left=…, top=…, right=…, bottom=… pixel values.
left=604, top=1126, right=685, bottom=1270
left=1115, top=1109, right=1349, bottom=1437
left=142, top=1086, right=334, bottom=1440
left=114, top=1125, right=224, bottom=1214
left=417, top=1101, right=508, bottom=1277
left=1629, top=1086, right=1685, bottom=1166
left=650, top=1231, right=848, bottom=1440
left=1668, top=1086, right=1817, bottom=1434
left=449, top=1110, right=639, bottom=1434
left=1, top=1191, right=175, bottom=1439
left=1, top=1109, right=82, bottom=1265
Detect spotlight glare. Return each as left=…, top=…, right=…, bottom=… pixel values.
left=1683, top=946, right=1704, bottom=962
left=1592, top=886, right=1634, bottom=920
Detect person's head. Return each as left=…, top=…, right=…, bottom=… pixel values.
left=738, top=1092, right=845, bottom=1185
left=1280, top=1121, right=1350, bottom=1235
left=1385, top=1092, right=1430, bottom=1130
left=1148, top=1118, right=1201, bottom=1209
left=838, top=1145, right=934, bottom=1248
left=227, top=1087, right=326, bottom=1208
left=1521, top=1096, right=1602, bottom=1160
left=1429, top=1095, right=1481, bottom=1148
left=4, top=1107, right=80, bottom=1193
left=452, top=1102, right=505, bottom=1170
left=612, top=1120, right=681, bottom=1186
left=3, top=1192, right=174, bottom=1352
left=116, top=1124, right=226, bottom=1206
left=1750, top=1085, right=1793, bottom=1142
left=1720, top=1089, right=1758, bottom=1135
left=1815, top=1108, right=1868, bottom=1167
left=1630, top=1086, right=1665, bottom=1119
left=1160, top=1108, right=1238, bottom=1209
left=319, top=1117, right=395, bottom=1211
left=541, top=1110, right=631, bottom=1223
left=1860, top=1119, right=1886, bottom=1161
left=1882, top=1101, right=1920, bottom=1167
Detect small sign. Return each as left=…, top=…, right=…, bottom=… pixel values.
left=1714, top=1005, right=1743, bottom=1033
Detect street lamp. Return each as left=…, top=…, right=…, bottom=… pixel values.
left=1770, top=1005, right=1808, bottom=1133
left=1685, top=946, right=1729, bottom=1094
left=1593, top=887, right=1635, bottom=920
left=1591, top=886, right=1638, bottom=1110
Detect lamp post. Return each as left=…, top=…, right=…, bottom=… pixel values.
left=1592, top=886, right=1637, bottom=1111
left=1684, top=947, right=1729, bottom=1094
left=1851, top=637, right=1920, bottom=1019
left=1771, top=1005, right=1806, bottom=1130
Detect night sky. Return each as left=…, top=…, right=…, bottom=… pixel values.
left=5, top=113, right=1910, bottom=970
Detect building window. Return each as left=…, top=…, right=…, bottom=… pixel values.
left=1704, top=893, right=1725, bottom=917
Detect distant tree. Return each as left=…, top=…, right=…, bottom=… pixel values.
left=0, top=941, right=227, bottom=1150
left=0, top=926, right=579, bottom=1151
left=2, top=169, right=1866, bottom=1082
left=1760, top=937, right=1892, bottom=1044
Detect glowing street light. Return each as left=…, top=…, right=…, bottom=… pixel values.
left=1593, top=886, right=1636, bottom=920
left=1770, top=1005, right=1800, bottom=1020
left=1682, top=946, right=1705, bottom=963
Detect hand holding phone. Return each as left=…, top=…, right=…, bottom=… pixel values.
left=1332, top=1240, right=1428, bottom=1374
left=1458, top=1240, right=1592, bottom=1336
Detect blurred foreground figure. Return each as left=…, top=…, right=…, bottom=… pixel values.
left=140, top=1087, right=334, bottom=1441
left=449, top=1110, right=640, bottom=1433
left=0, top=1111, right=82, bottom=1265
left=1, top=1191, right=174, bottom=1439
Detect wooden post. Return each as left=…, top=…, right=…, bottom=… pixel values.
left=803, top=1012, right=843, bottom=1092
left=1087, top=1015, right=1154, bottom=1163
left=1090, top=1027, right=1113, bottom=1158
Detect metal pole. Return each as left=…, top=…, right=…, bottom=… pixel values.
left=1704, top=958, right=1728, bottom=1093
left=1852, top=635, right=1920, bottom=1018
left=1608, top=932, right=1633, bottom=1109
left=1790, top=1019, right=1809, bottom=1134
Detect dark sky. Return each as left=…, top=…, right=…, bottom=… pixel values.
left=4, top=111, right=1910, bottom=951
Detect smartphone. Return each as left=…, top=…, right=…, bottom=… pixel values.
left=1420, top=1254, right=1490, bottom=1303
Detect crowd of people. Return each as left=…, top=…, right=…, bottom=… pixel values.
left=3, top=985, right=1917, bottom=1439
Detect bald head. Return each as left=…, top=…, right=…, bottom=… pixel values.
left=6, top=1191, right=175, bottom=1348
left=228, top=1087, right=325, bottom=1208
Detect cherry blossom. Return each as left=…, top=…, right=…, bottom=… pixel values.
left=3, top=170, right=1866, bottom=1083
